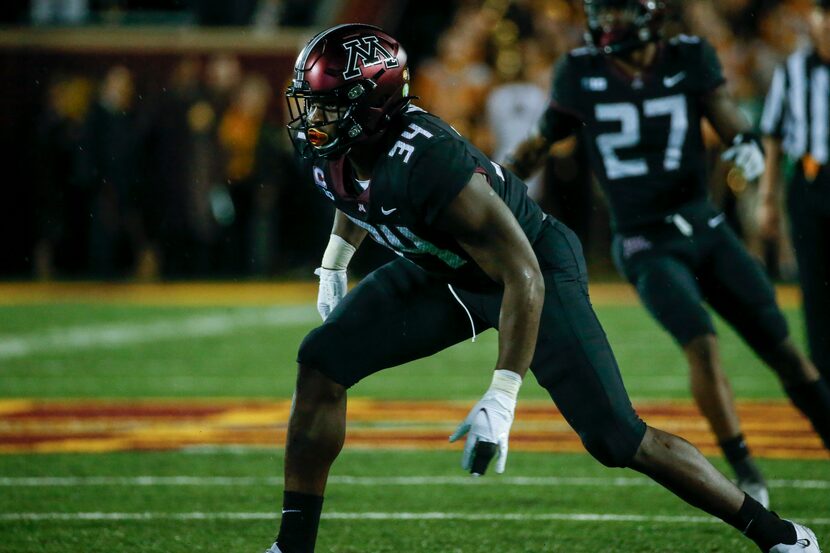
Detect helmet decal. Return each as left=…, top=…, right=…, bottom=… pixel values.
left=285, top=23, right=412, bottom=160
left=342, top=36, right=400, bottom=80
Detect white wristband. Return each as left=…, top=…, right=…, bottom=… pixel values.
left=489, top=369, right=522, bottom=400
left=321, top=234, right=356, bottom=271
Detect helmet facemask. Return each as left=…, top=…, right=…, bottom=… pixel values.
left=286, top=84, right=365, bottom=159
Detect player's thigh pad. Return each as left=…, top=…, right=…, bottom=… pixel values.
left=529, top=222, right=647, bottom=467
left=621, top=247, right=715, bottom=346
left=699, top=226, right=789, bottom=353
left=297, top=259, right=487, bottom=388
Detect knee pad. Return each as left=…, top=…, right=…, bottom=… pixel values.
left=579, top=418, right=646, bottom=468
left=296, top=324, right=348, bottom=386
left=751, top=305, right=789, bottom=350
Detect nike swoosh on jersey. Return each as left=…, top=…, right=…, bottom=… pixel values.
left=381, top=207, right=398, bottom=215
left=663, top=72, right=686, bottom=88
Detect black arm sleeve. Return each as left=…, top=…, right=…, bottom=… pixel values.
left=538, top=54, right=583, bottom=142
left=538, top=105, right=582, bottom=143
left=698, top=38, right=726, bottom=93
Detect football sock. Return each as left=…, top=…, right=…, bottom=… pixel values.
left=785, top=378, right=830, bottom=449
left=719, top=434, right=763, bottom=482
left=728, top=494, right=796, bottom=552
left=277, top=491, right=324, bottom=553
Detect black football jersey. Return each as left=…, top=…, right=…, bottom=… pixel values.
left=306, top=105, right=546, bottom=290
left=541, top=35, right=725, bottom=232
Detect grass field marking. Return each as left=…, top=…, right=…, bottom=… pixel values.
left=0, top=475, right=828, bottom=490
left=0, top=306, right=317, bottom=360
left=4, top=399, right=827, bottom=459
left=0, top=511, right=828, bottom=525
left=0, top=400, right=34, bottom=416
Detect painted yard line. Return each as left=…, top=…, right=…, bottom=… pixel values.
left=0, top=475, right=828, bottom=490
left=0, top=511, right=827, bottom=525
left=0, top=306, right=317, bottom=360
left=3, top=400, right=825, bottom=459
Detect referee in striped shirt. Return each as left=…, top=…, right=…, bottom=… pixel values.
left=760, top=0, right=830, bottom=383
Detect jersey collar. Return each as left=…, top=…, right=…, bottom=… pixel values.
left=603, top=41, right=666, bottom=88
left=327, top=157, right=371, bottom=204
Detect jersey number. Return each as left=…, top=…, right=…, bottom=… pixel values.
left=594, top=95, right=688, bottom=180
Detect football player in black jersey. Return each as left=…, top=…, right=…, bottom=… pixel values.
left=264, top=23, right=821, bottom=553
left=507, top=0, right=830, bottom=513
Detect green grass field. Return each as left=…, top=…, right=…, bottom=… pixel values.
left=0, top=287, right=828, bottom=552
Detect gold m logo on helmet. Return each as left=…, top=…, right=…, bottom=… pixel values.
left=342, top=36, right=399, bottom=80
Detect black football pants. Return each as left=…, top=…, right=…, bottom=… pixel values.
left=298, top=219, right=647, bottom=468
left=612, top=201, right=789, bottom=352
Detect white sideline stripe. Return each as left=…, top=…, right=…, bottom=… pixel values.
left=0, top=307, right=317, bottom=360
left=0, top=512, right=828, bottom=525
left=0, top=475, right=829, bottom=490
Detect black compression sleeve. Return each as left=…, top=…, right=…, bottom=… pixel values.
left=538, top=104, right=581, bottom=143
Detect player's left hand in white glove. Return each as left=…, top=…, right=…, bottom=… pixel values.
left=314, top=267, right=347, bottom=321
left=722, top=133, right=765, bottom=181
left=449, top=369, right=522, bottom=476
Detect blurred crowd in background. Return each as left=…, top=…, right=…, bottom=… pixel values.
left=5, top=0, right=819, bottom=280
left=34, top=56, right=300, bottom=280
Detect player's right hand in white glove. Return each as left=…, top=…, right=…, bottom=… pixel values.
left=314, top=267, right=347, bottom=321
left=449, top=369, right=522, bottom=476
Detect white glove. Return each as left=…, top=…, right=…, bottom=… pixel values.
left=449, top=370, right=521, bottom=476
left=722, top=134, right=765, bottom=181
left=314, top=267, right=348, bottom=321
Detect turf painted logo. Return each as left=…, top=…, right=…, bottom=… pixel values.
left=342, top=36, right=399, bottom=80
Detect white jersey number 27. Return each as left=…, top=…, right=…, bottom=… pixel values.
left=594, top=94, right=688, bottom=180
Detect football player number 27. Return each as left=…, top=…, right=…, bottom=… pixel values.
left=594, top=94, right=688, bottom=180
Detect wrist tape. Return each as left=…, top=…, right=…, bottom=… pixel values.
left=321, top=234, right=356, bottom=271
left=489, top=369, right=523, bottom=400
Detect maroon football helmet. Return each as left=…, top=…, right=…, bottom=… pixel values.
left=584, top=0, right=664, bottom=55
left=286, top=23, right=411, bottom=159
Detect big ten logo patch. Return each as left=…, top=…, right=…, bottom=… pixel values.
left=582, top=77, right=608, bottom=91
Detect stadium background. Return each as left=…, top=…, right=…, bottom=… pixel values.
left=0, top=0, right=809, bottom=281
left=0, top=2, right=828, bottom=553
